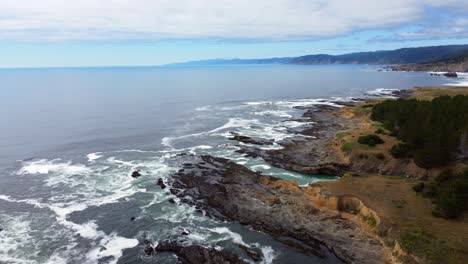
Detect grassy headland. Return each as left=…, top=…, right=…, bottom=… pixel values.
left=316, top=86, right=468, bottom=263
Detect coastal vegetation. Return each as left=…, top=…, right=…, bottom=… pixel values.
left=357, top=134, right=384, bottom=147
left=328, top=87, right=468, bottom=263
left=371, top=95, right=468, bottom=168
left=413, top=169, right=468, bottom=219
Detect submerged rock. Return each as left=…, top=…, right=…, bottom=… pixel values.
left=131, top=171, right=141, bottom=178
left=155, top=241, right=246, bottom=264
left=238, top=244, right=262, bottom=262
left=144, top=246, right=155, bottom=255
left=157, top=178, right=167, bottom=189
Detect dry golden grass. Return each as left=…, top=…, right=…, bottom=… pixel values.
left=411, top=86, right=468, bottom=100
left=326, top=86, right=468, bottom=263
left=320, top=175, right=468, bottom=264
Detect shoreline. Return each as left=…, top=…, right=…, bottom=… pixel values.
left=149, top=86, right=468, bottom=263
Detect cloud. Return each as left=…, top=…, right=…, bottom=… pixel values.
left=0, top=0, right=466, bottom=42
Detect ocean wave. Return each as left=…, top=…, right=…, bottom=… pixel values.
left=243, top=101, right=273, bottom=106
left=86, top=152, right=102, bottom=162
left=365, top=88, right=399, bottom=97
left=250, top=164, right=271, bottom=171
left=16, top=159, right=92, bottom=175
left=0, top=194, right=139, bottom=264
left=275, top=98, right=343, bottom=108
left=0, top=214, right=39, bottom=264
left=445, top=72, right=468, bottom=86
left=254, top=110, right=293, bottom=118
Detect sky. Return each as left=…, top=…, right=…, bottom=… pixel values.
left=0, top=0, right=467, bottom=68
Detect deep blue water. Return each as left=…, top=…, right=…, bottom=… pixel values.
left=0, top=65, right=456, bottom=264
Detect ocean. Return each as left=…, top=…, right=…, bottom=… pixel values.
left=0, top=65, right=459, bottom=264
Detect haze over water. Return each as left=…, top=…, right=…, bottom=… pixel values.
left=0, top=65, right=457, bottom=264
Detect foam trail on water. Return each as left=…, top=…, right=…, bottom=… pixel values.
left=16, top=159, right=91, bottom=175
left=87, top=152, right=102, bottom=162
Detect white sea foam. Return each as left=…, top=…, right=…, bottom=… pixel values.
left=195, top=105, right=211, bottom=111
left=254, top=110, right=293, bottom=118
left=445, top=72, right=468, bottom=86
left=243, top=101, right=273, bottom=106
left=87, top=234, right=138, bottom=264
left=250, top=164, right=271, bottom=171
left=1, top=194, right=138, bottom=264
left=282, top=120, right=314, bottom=128
left=16, top=159, right=91, bottom=175
left=210, top=227, right=247, bottom=246
left=365, top=88, right=399, bottom=97
left=86, top=152, right=102, bottom=162
left=8, top=156, right=172, bottom=263
left=0, top=214, right=39, bottom=264
left=275, top=98, right=342, bottom=108
left=259, top=246, right=277, bottom=264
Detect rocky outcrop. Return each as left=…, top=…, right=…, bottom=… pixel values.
left=157, top=178, right=167, bottom=189
left=444, top=72, right=458, bottom=77
left=131, top=170, right=141, bottom=178
left=236, top=104, right=349, bottom=176
left=154, top=241, right=246, bottom=264
left=170, top=155, right=390, bottom=264
left=229, top=132, right=274, bottom=145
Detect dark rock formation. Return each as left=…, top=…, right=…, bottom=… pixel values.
left=236, top=104, right=349, bottom=176
left=180, top=228, right=190, bottom=236
left=229, top=132, right=274, bottom=145
left=443, top=72, right=458, bottom=77
left=170, top=155, right=388, bottom=264
left=131, top=171, right=141, bottom=178
left=238, top=244, right=262, bottom=262
left=154, top=241, right=246, bottom=264
left=168, top=198, right=176, bottom=204
left=157, top=178, right=167, bottom=189
left=144, top=246, right=155, bottom=255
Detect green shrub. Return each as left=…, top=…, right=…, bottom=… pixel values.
left=358, top=153, right=369, bottom=159
left=426, top=169, right=468, bottom=219
left=390, top=143, right=412, bottom=158
left=342, top=172, right=353, bottom=178
left=357, top=134, right=384, bottom=147
left=362, top=214, right=377, bottom=227
left=374, top=153, right=385, bottom=160
left=412, top=182, right=425, bottom=192
left=341, top=142, right=352, bottom=154
left=399, top=228, right=459, bottom=263
left=375, top=128, right=385, bottom=134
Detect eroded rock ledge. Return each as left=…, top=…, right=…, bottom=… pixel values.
left=234, top=104, right=350, bottom=176
left=170, top=155, right=390, bottom=264
left=154, top=241, right=247, bottom=264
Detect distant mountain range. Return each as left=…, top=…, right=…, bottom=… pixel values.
left=167, top=44, right=468, bottom=72
left=389, top=49, right=468, bottom=72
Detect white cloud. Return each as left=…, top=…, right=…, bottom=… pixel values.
left=0, top=0, right=466, bottom=41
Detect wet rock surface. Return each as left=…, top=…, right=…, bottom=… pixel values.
left=229, top=132, right=274, bottom=145
left=131, top=170, right=141, bottom=178
left=170, top=155, right=388, bottom=264
left=154, top=241, right=247, bottom=264
left=157, top=178, right=167, bottom=189
left=236, top=104, right=349, bottom=176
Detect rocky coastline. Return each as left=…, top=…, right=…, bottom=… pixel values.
left=142, top=87, right=468, bottom=263
left=154, top=99, right=408, bottom=264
